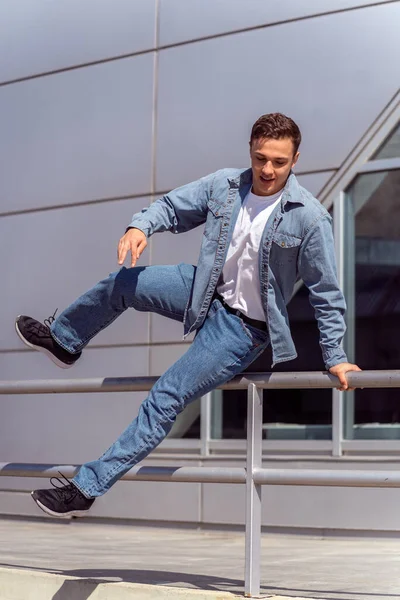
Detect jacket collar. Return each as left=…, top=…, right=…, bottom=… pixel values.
left=228, top=168, right=305, bottom=206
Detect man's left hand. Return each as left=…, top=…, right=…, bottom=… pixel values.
left=329, top=362, right=362, bottom=391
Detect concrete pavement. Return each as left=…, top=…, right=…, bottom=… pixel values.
left=1, top=517, right=400, bottom=599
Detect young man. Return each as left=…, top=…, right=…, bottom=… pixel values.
left=16, top=113, right=361, bottom=518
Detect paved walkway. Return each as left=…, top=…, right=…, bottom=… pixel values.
left=1, top=517, right=400, bottom=599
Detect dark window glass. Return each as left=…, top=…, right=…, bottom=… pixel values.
left=345, top=170, right=400, bottom=438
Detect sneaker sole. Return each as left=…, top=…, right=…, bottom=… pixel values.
left=31, top=492, right=91, bottom=518
left=15, top=318, right=74, bottom=370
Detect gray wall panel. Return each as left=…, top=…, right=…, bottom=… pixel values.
left=202, top=483, right=400, bottom=530
left=0, top=347, right=148, bottom=464
left=0, top=56, right=154, bottom=213
left=156, top=4, right=400, bottom=190
left=3, top=477, right=400, bottom=529
left=150, top=227, right=204, bottom=266
left=260, top=485, right=400, bottom=531
left=0, top=198, right=151, bottom=350
left=151, top=313, right=196, bottom=344
left=0, top=493, right=41, bottom=518
left=202, top=482, right=245, bottom=526
left=89, top=466, right=200, bottom=522
left=149, top=344, right=188, bottom=376
left=0, top=343, right=149, bottom=383
left=0, top=471, right=201, bottom=523
left=201, top=460, right=400, bottom=531
left=159, top=0, right=389, bottom=46
left=0, top=0, right=156, bottom=82
left=151, top=314, right=185, bottom=343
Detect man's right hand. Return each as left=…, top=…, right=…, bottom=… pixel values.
left=118, top=228, right=148, bottom=268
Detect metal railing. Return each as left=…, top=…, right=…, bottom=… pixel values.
left=1, top=370, right=400, bottom=598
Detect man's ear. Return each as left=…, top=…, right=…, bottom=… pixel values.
left=292, top=151, right=300, bottom=168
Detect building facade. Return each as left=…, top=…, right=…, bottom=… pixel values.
left=1, top=0, right=400, bottom=531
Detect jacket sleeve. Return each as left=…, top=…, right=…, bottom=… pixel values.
left=297, top=213, right=348, bottom=370
left=126, top=171, right=218, bottom=237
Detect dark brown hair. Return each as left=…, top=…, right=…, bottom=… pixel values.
left=250, top=113, right=301, bottom=154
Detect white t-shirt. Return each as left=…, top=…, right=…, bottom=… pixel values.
left=217, top=188, right=282, bottom=321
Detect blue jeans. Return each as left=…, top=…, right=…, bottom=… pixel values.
left=51, top=264, right=269, bottom=498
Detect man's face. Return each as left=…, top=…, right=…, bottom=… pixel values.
left=250, top=137, right=299, bottom=196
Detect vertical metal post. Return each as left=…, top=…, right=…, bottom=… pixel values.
left=244, top=383, right=263, bottom=597
left=211, top=389, right=223, bottom=439
left=332, top=192, right=345, bottom=456
left=200, top=392, right=211, bottom=456
left=332, top=389, right=343, bottom=457
left=343, top=189, right=356, bottom=440
left=335, top=189, right=356, bottom=441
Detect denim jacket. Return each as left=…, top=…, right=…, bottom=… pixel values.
left=129, top=168, right=348, bottom=369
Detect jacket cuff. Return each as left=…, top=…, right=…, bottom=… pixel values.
left=125, top=221, right=150, bottom=237
left=323, top=347, right=348, bottom=370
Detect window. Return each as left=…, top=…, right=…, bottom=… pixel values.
left=343, top=168, right=400, bottom=439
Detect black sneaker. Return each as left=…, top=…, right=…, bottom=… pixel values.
left=31, top=473, right=95, bottom=518
left=15, top=310, right=81, bottom=369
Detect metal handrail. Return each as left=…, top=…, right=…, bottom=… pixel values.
left=1, top=370, right=399, bottom=394
left=1, top=370, right=400, bottom=598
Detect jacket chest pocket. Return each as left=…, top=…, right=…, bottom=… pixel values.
left=204, top=198, right=224, bottom=241
left=270, top=232, right=302, bottom=266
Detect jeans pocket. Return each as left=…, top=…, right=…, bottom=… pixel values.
left=238, top=318, right=268, bottom=348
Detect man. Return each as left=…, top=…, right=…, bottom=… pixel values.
left=16, top=113, right=361, bottom=518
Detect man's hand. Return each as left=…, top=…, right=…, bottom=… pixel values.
left=329, top=362, right=362, bottom=391
left=118, top=228, right=147, bottom=267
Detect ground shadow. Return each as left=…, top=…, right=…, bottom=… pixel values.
left=1, top=563, right=399, bottom=600
left=51, top=579, right=100, bottom=600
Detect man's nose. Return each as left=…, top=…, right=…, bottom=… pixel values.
left=262, top=162, right=274, bottom=176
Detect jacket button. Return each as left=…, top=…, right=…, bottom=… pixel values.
left=281, top=241, right=285, bottom=247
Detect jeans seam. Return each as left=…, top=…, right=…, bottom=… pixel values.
left=217, top=343, right=267, bottom=382
left=137, top=301, right=183, bottom=320
left=205, top=300, right=224, bottom=321
left=181, top=342, right=259, bottom=404
left=53, top=310, right=121, bottom=352
left=53, top=300, right=185, bottom=354
left=180, top=375, right=215, bottom=403
left=88, top=422, right=166, bottom=494
left=71, top=479, right=92, bottom=499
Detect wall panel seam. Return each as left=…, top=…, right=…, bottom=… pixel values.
left=148, top=0, right=160, bottom=369
left=0, top=1, right=397, bottom=88
left=0, top=170, right=338, bottom=219
left=0, top=341, right=192, bottom=354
